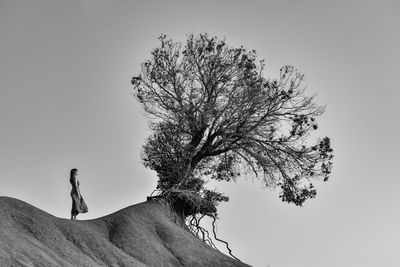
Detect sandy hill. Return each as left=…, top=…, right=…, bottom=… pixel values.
left=0, top=196, right=250, bottom=267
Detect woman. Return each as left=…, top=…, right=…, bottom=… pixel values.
left=70, top=168, right=88, bottom=220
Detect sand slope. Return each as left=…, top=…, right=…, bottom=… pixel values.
left=0, top=196, right=250, bottom=267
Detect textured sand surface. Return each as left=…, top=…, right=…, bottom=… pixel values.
left=0, top=196, right=250, bottom=267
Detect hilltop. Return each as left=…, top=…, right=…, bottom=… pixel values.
left=0, top=196, right=250, bottom=266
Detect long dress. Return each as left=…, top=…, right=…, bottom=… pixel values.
left=70, top=179, right=88, bottom=216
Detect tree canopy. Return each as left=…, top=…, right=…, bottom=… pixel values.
left=132, top=34, right=333, bottom=213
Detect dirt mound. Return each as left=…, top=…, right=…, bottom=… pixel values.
left=0, top=196, right=250, bottom=266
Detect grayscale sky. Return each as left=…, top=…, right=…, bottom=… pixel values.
left=1, top=1, right=399, bottom=266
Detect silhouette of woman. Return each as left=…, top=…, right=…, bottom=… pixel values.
left=70, top=168, right=88, bottom=220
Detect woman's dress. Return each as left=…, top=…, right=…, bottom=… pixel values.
left=71, top=180, right=88, bottom=215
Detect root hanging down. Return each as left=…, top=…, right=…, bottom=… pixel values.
left=186, top=213, right=241, bottom=262
left=150, top=190, right=241, bottom=261
left=187, top=214, right=219, bottom=250
left=211, top=214, right=241, bottom=262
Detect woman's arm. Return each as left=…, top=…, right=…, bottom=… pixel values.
left=72, top=177, right=82, bottom=199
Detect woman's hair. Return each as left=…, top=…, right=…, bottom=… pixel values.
left=70, top=168, right=78, bottom=183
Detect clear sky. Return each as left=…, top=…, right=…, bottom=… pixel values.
left=1, top=1, right=399, bottom=266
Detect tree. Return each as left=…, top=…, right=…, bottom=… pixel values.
left=132, top=33, right=333, bottom=253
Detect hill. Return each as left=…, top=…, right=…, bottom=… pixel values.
left=0, top=196, right=250, bottom=266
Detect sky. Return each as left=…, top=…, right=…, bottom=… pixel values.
left=1, top=0, right=399, bottom=266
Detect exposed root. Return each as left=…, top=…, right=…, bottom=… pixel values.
left=185, top=212, right=241, bottom=262
left=186, top=214, right=219, bottom=250
left=210, top=214, right=241, bottom=262
left=149, top=189, right=241, bottom=262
